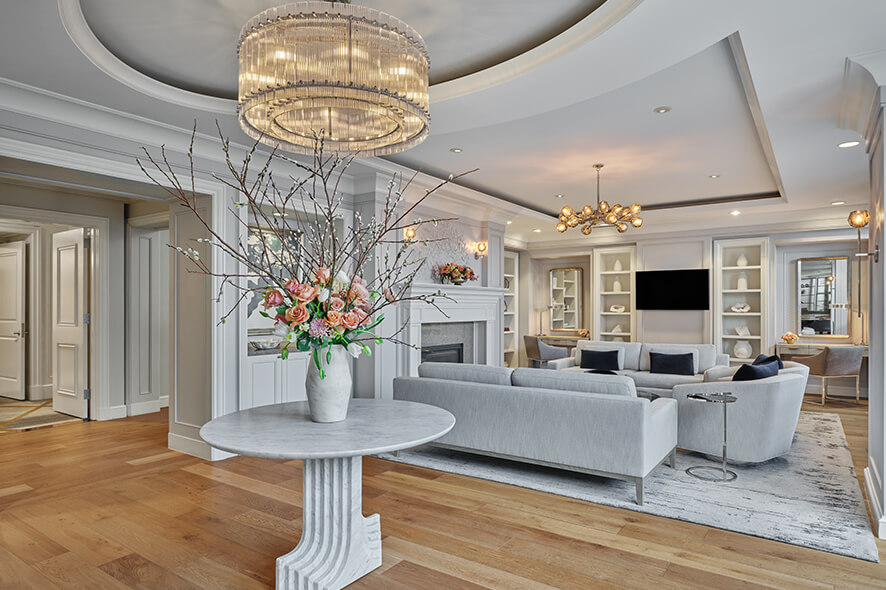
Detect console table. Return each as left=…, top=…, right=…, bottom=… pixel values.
left=200, top=399, right=455, bottom=590
left=540, top=334, right=583, bottom=352
left=774, top=343, right=868, bottom=359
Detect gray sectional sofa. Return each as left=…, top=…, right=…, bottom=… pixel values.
left=392, top=363, right=678, bottom=504
left=549, top=339, right=730, bottom=397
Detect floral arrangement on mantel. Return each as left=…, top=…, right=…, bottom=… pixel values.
left=781, top=331, right=799, bottom=344
left=138, top=127, right=473, bottom=422
left=433, top=262, right=478, bottom=285
left=577, top=328, right=589, bottom=338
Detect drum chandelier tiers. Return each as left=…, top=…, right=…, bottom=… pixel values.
left=556, top=164, right=643, bottom=235
left=238, top=0, right=430, bottom=157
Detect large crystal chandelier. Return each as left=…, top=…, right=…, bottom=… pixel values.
left=238, top=1, right=430, bottom=157
left=556, top=164, right=643, bottom=235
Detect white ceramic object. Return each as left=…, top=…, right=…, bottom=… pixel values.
left=733, top=340, right=753, bottom=359
left=305, top=346, right=353, bottom=423
left=731, top=302, right=751, bottom=313
left=736, top=272, right=749, bottom=291
left=613, top=279, right=622, bottom=292
left=613, top=259, right=623, bottom=272
left=736, top=253, right=748, bottom=267
left=735, top=325, right=751, bottom=336
left=610, top=304, right=626, bottom=313
left=612, top=324, right=623, bottom=333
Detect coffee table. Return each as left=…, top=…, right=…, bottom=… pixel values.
left=685, top=392, right=737, bottom=482
left=200, top=399, right=455, bottom=590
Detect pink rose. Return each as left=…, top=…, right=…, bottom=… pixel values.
left=263, top=289, right=284, bottom=309
left=348, top=282, right=370, bottom=303
left=294, top=284, right=319, bottom=303
left=341, top=311, right=360, bottom=330
left=328, top=295, right=345, bottom=312
left=353, top=308, right=370, bottom=326
left=285, top=304, right=309, bottom=326
left=283, top=279, right=299, bottom=295
left=314, top=268, right=331, bottom=284
left=325, top=310, right=342, bottom=327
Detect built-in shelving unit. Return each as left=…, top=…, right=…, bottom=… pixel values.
left=714, top=237, right=770, bottom=364
left=593, top=246, right=636, bottom=342
left=550, top=267, right=580, bottom=331
left=503, top=251, right=519, bottom=367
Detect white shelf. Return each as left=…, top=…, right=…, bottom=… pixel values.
left=600, top=291, right=629, bottom=295
left=503, top=251, right=519, bottom=364
left=722, top=265, right=762, bottom=270
left=600, top=331, right=631, bottom=336
left=600, top=312, right=631, bottom=316
left=504, top=273, right=515, bottom=279
left=594, top=246, right=636, bottom=343
left=722, top=289, right=762, bottom=293
left=503, top=348, right=515, bottom=354
left=722, top=312, right=761, bottom=316
left=503, top=312, right=515, bottom=316
left=722, top=335, right=761, bottom=339
left=599, top=270, right=630, bottom=275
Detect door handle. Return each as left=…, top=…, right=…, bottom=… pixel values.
left=12, top=323, right=25, bottom=338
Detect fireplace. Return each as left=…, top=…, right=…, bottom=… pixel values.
left=421, top=343, right=464, bottom=364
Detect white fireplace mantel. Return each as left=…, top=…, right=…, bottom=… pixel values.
left=397, top=283, right=505, bottom=376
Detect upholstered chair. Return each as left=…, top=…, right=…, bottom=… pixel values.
left=792, top=346, right=865, bottom=405
left=523, top=336, right=569, bottom=368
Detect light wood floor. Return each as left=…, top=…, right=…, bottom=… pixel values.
left=0, top=397, right=883, bottom=589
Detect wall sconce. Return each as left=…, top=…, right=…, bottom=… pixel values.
left=404, top=226, right=417, bottom=241
left=847, top=209, right=879, bottom=318
left=474, top=241, right=488, bottom=259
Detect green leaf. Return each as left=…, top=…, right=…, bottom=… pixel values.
left=259, top=310, right=271, bottom=318
left=281, top=346, right=289, bottom=360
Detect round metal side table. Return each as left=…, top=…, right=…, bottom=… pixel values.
left=685, top=392, right=737, bottom=482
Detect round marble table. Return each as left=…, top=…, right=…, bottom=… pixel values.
left=200, top=399, right=455, bottom=590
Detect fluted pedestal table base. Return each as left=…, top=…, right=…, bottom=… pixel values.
left=277, top=457, right=381, bottom=589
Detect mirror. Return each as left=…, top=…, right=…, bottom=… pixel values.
left=797, top=257, right=849, bottom=337
left=550, top=268, right=582, bottom=331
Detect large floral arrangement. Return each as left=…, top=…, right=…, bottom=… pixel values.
left=781, top=331, right=798, bottom=344
left=433, top=263, right=477, bottom=284
left=139, top=128, right=473, bottom=377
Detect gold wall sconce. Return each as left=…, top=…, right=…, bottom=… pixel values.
left=847, top=209, right=879, bottom=318
left=474, top=241, right=488, bottom=259
left=404, top=227, right=417, bottom=241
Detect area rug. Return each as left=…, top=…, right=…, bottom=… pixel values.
left=376, top=411, right=879, bottom=562
left=0, top=398, right=80, bottom=431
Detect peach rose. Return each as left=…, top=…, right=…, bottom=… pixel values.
left=327, top=295, right=345, bottom=312
left=314, top=268, right=331, bottom=284
left=283, top=279, right=300, bottom=295
left=285, top=304, right=309, bottom=326
left=294, top=284, right=319, bottom=303
left=341, top=311, right=360, bottom=330
left=263, top=289, right=284, bottom=309
left=325, top=310, right=342, bottom=327
left=348, top=282, right=370, bottom=303
left=353, top=307, right=370, bottom=326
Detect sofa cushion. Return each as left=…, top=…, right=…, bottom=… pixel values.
left=580, top=349, right=620, bottom=371
left=418, top=362, right=513, bottom=386
left=511, top=368, right=636, bottom=397
left=649, top=352, right=695, bottom=376
left=733, top=361, right=779, bottom=381
left=624, top=369, right=703, bottom=390
left=754, top=354, right=784, bottom=369
left=573, top=340, right=641, bottom=370
left=639, top=343, right=719, bottom=373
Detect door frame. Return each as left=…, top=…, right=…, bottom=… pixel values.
left=0, top=203, right=109, bottom=420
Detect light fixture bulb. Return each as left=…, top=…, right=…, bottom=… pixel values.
left=848, top=209, right=871, bottom=228
left=556, top=222, right=567, bottom=233
left=838, top=141, right=860, bottom=148
left=404, top=227, right=416, bottom=240
left=605, top=212, right=618, bottom=224
left=581, top=225, right=592, bottom=235
left=730, top=210, right=741, bottom=216
left=631, top=217, right=643, bottom=227
left=630, top=203, right=641, bottom=214
left=598, top=200, right=610, bottom=213
left=616, top=222, right=628, bottom=233
left=561, top=206, right=574, bottom=217
left=477, top=242, right=487, bottom=253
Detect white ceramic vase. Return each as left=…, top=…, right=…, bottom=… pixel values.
left=733, top=340, right=753, bottom=359
left=613, top=259, right=623, bottom=272
left=305, top=346, right=353, bottom=423
left=736, top=253, right=748, bottom=267
left=613, top=279, right=622, bottom=292
left=736, top=272, right=749, bottom=291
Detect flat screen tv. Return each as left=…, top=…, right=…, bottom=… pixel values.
left=635, top=269, right=709, bottom=310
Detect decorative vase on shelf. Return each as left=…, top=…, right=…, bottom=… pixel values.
left=736, top=272, right=748, bottom=291
left=736, top=253, right=748, bottom=267
left=733, top=340, right=753, bottom=359
left=613, top=259, right=623, bottom=272
left=613, top=279, right=622, bottom=292
left=305, top=346, right=353, bottom=423
left=450, top=276, right=466, bottom=285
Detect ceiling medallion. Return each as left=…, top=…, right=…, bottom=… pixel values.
left=556, top=164, right=643, bottom=235
left=238, top=0, right=430, bottom=157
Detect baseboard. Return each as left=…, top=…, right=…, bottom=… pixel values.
left=27, top=384, right=52, bottom=400
left=96, top=405, right=128, bottom=421
left=159, top=395, right=169, bottom=408
left=864, top=466, right=886, bottom=539
left=128, top=399, right=162, bottom=416
left=168, top=432, right=235, bottom=461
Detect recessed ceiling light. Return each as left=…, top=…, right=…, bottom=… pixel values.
left=708, top=174, right=720, bottom=179
left=555, top=194, right=564, bottom=199
left=653, top=106, right=672, bottom=114
left=449, top=147, right=463, bottom=153
left=831, top=200, right=846, bottom=206
left=533, top=228, right=542, bottom=233
left=506, top=220, right=513, bottom=225
left=729, top=210, right=741, bottom=216
left=837, top=141, right=860, bottom=148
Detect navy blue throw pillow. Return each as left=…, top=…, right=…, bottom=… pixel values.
left=733, top=361, right=779, bottom=381
left=649, top=352, right=694, bottom=376
left=586, top=369, right=618, bottom=375
left=580, top=349, right=620, bottom=371
left=753, top=354, right=784, bottom=369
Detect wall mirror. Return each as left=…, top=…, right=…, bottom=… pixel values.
left=797, top=257, right=849, bottom=337
left=549, top=268, right=582, bottom=331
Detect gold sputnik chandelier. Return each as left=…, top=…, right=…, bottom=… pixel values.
left=238, top=1, right=430, bottom=157
left=556, top=164, right=643, bottom=235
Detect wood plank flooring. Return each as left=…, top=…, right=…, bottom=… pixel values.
left=0, top=397, right=883, bottom=589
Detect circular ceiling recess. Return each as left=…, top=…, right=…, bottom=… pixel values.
left=77, top=0, right=605, bottom=101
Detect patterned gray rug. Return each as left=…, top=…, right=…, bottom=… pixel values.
left=376, top=411, right=879, bottom=562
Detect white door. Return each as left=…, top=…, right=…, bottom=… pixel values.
left=0, top=241, right=26, bottom=400
left=52, top=229, right=89, bottom=418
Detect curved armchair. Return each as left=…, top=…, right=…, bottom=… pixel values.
left=792, top=346, right=864, bottom=405
left=523, top=336, right=569, bottom=368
